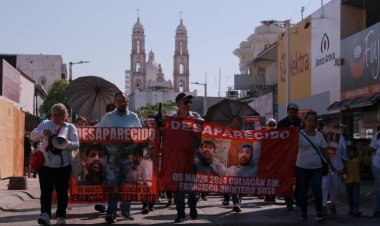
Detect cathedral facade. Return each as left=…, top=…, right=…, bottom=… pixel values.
left=127, top=17, right=195, bottom=111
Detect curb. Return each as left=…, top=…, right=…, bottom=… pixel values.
left=0, top=177, right=40, bottom=212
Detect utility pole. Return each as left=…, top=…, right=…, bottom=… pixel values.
left=218, top=67, right=221, bottom=97
left=69, top=60, right=90, bottom=83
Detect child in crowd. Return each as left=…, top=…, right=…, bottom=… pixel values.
left=344, top=144, right=361, bottom=217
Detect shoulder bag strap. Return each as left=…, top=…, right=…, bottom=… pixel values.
left=300, top=131, right=326, bottom=162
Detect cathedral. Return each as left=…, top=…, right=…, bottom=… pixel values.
left=127, top=16, right=195, bottom=111
left=129, top=16, right=190, bottom=93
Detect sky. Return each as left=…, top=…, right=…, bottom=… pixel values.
left=0, top=0, right=329, bottom=97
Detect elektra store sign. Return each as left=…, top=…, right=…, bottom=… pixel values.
left=315, top=33, right=336, bottom=67
left=341, top=22, right=380, bottom=99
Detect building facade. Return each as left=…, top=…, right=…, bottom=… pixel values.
left=127, top=17, right=195, bottom=111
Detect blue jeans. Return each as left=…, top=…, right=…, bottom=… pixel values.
left=346, top=182, right=360, bottom=213
left=295, top=166, right=322, bottom=216
left=372, top=165, right=380, bottom=213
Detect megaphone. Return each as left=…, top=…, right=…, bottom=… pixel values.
left=52, top=124, right=69, bottom=149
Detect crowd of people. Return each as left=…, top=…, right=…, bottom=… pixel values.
left=28, top=93, right=380, bottom=225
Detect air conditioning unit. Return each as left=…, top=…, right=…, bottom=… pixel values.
left=227, top=90, right=239, bottom=100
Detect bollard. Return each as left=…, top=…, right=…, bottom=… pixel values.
left=7, top=176, right=28, bottom=190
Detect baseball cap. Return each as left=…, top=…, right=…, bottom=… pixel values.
left=175, top=93, right=193, bottom=102
left=287, top=103, right=299, bottom=111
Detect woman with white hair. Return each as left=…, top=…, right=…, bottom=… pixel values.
left=30, top=103, right=79, bottom=226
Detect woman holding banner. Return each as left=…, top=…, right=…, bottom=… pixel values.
left=30, top=103, right=79, bottom=226
left=296, top=111, right=336, bottom=222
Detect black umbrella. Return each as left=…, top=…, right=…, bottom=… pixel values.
left=205, top=99, right=259, bottom=129
left=65, top=76, right=121, bottom=121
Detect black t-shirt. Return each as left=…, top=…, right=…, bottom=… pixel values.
left=277, top=117, right=302, bottom=128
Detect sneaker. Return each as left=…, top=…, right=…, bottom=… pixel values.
left=232, top=204, right=241, bottom=213
left=56, top=217, right=66, bottom=225
left=38, top=213, right=51, bottom=226
left=174, top=217, right=185, bottom=223
left=105, top=214, right=116, bottom=224
left=190, top=209, right=198, bottom=219
left=149, top=206, right=155, bottom=211
left=222, top=200, right=230, bottom=206
left=95, top=204, right=106, bottom=213
left=142, top=207, right=149, bottom=214
left=121, top=212, right=135, bottom=220
left=315, top=213, right=326, bottom=222
left=348, top=211, right=354, bottom=216
left=354, top=212, right=362, bottom=217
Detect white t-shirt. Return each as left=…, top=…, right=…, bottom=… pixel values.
left=297, top=130, right=328, bottom=169
left=369, top=132, right=380, bottom=168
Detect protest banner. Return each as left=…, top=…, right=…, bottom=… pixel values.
left=70, top=127, right=159, bottom=203
left=160, top=116, right=298, bottom=196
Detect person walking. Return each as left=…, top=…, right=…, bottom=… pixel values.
left=173, top=93, right=203, bottom=223
left=95, top=92, right=142, bottom=224
left=296, top=111, right=336, bottom=222
left=30, top=103, right=79, bottom=226
left=277, top=103, right=302, bottom=210
left=322, top=125, right=348, bottom=215
left=368, top=131, right=380, bottom=218
left=264, top=118, right=277, bottom=203
left=344, top=144, right=361, bottom=217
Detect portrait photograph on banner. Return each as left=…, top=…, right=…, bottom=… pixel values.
left=160, top=116, right=299, bottom=197
left=70, top=127, right=159, bottom=204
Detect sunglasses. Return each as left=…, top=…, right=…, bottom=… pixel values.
left=184, top=100, right=192, bottom=105
left=268, top=123, right=276, bottom=127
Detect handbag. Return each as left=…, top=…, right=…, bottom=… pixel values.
left=300, top=131, right=329, bottom=176
left=30, top=151, right=45, bottom=170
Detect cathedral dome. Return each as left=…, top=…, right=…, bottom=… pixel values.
left=133, top=17, right=144, bottom=31
left=145, top=51, right=161, bottom=82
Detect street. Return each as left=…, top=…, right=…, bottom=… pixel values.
left=0, top=178, right=379, bottom=225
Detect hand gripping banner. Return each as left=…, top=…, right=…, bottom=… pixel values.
left=70, top=127, right=159, bottom=203
left=159, top=117, right=299, bottom=196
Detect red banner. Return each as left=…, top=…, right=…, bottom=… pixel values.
left=70, top=127, right=159, bottom=203
left=159, top=117, right=298, bottom=196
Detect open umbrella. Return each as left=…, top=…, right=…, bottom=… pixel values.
left=65, top=76, right=121, bottom=121
left=205, top=99, right=259, bottom=129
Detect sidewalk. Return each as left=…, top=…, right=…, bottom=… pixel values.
left=0, top=176, right=40, bottom=211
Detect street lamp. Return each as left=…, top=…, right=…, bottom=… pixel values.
left=191, top=81, right=207, bottom=116
left=261, top=19, right=291, bottom=114
left=69, top=60, right=90, bottom=83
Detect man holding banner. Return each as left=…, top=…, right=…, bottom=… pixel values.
left=277, top=103, right=302, bottom=210
left=95, top=92, right=142, bottom=224
left=173, top=93, right=203, bottom=223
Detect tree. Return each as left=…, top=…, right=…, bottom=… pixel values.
left=39, top=79, right=68, bottom=116
left=135, top=100, right=177, bottom=119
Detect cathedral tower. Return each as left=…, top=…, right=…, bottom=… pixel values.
left=173, top=18, right=189, bottom=92
left=130, top=17, right=146, bottom=92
